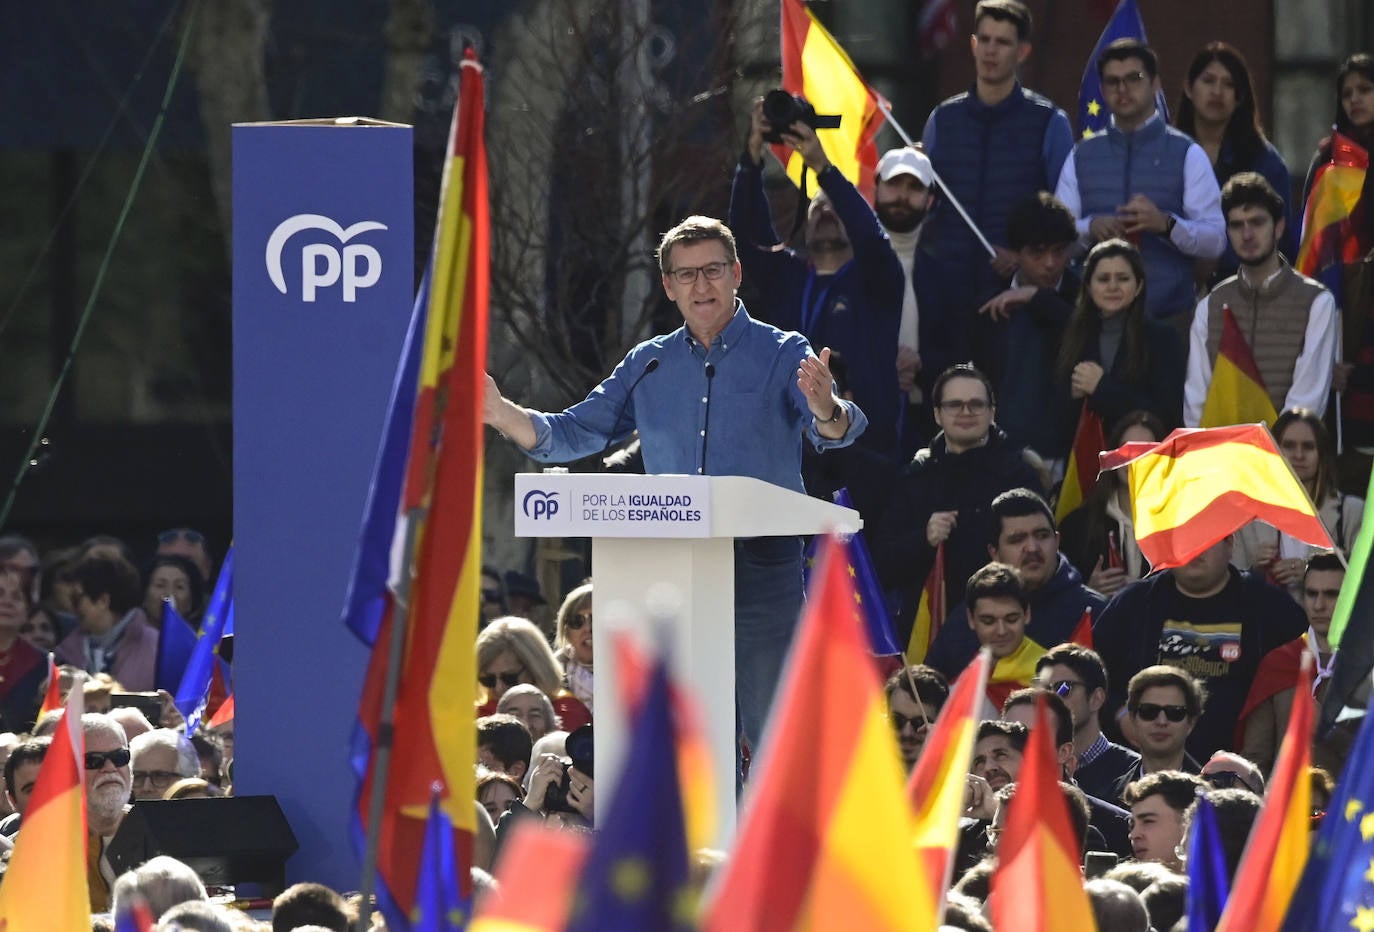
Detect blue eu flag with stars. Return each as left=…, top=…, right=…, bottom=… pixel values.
left=1077, top=0, right=1169, bottom=138
left=1282, top=707, right=1374, bottom=930
left=803, top=488, right=902, bottom=656
left=564, top=657, right=694, bottom=932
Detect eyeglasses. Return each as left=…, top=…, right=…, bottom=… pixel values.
left=565, top=612, right=592, bottom=631
left=479, top=669, right=527, bottom=690
left=85, top=748, right=131, bottom=770
left=1101, top=71, right=1149, bottom=91
left=667, top=262, right=730, bottom=285
left=157, top=528, right=205, bottom=545
left=132, top=770, right=182, bottom=790
left=1052, top=679, right=1085, bottom=696
left=890, top=711, right=932, bottom=733
left=936, top=399, right=990, bottom=414
left=1133, top=703, right=1189, bottom=723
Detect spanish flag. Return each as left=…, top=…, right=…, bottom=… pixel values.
left=908, top=650, right=990, bottom=905
left=1296, top=132, right=1369, bottom=295
left=39, top=652, right=61, bottom=718
left=1099, top=424, right=1331, bottom=569
left=352, top=47, right=489, bottom=929
left=0, top=681, right=87, bottom=929
left=1217, top=655, right=1314, bottom=932
left=778, top=0, right=886, bottom=198
left=1055, top=401, right=1104, bottom=524
left=989, top=696, right=1098, bottom=932
left=907, top=542, right=946, bottom=664
left=471, top=822, right=589, bottom=931
left=704, top=535, right=932, bottom=931
left=1199, top=305, right=1279, bottom=428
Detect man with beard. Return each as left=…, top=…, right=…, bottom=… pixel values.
left=729, top=97, right=906, bottom=456
left=884, top=664, right=949, bottom=772
left=1184, top=172, right=1336, bottom=426
left=83, top=713, right=134, bottom=911
left=874, top=147, right=937, bottom=455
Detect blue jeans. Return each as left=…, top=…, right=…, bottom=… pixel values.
left=733, top=535, right=804, bottom=755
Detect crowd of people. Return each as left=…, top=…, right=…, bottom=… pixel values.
left=3, top=0, right=1374, bottom=927
left=475, top=1, right=1374, bottom=928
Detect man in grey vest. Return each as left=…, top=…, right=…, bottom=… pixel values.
left=1055, top=39, right=1225, bottom=327
left=1183, top=172, right=1336, bottom=426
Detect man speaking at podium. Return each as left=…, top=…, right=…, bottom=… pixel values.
left=483, top=215, right=867, bottom=753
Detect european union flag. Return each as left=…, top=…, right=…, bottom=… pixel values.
left=154, top=600, right=198, bottom=693
left=175, top=546, right=233, bottom=731
left=564, top=659, right=694, bottom=932
left=1282, top=706, right=1374, bottom=930
left=1076, top=0, right=1169, bottom=139
left=413, top=789, right=469, bottom=932
left=1186, top=793, right=1231, bottom=930
left=803, top=489, right=901, bottom=656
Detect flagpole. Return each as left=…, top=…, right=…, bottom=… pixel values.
left=357, top=507, right=423, bottom=930
left=876, top=99, right=997, bottom=259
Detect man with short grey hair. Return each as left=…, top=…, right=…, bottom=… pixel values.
left=111, top=854, right=208, bottom=920
left=130, top=728, right=199, bottom=801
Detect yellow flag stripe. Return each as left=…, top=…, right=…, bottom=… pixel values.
left=1199, top=354, right=1278, bottom=428
left=784, top=10, right=879, bottom=191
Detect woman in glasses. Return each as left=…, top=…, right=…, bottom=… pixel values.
left=553, top=582, right=594, bottom=716
left=1052, top=239, right=1184, bottom=462
left=475, top=616, right=590, bottom=731
left=0, top=568, right=47, bottom=734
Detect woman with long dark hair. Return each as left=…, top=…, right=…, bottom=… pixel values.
left=1058, top=410, right=1165, bottom=596
left=1176, top=42, right=1296, bottom=281
left=1303, top=54, right=1374, bottom=450
left=1052, top=239, right=1184, bottom=460
left=1233, top=408, right=1364, bottom=593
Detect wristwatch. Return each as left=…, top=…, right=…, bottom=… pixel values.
left=823, top=404, right=843, bottom=424
left=1164, top=214, right=1177, bottom=238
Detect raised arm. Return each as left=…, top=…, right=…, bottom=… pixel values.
left=482, top=372, right=538, bottom=450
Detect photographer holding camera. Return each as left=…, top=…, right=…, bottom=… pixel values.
left=729, top=94, right=905, bottom=460
left=523, top=725, right=595, bottom=829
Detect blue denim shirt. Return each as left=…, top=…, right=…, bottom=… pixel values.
left=527, top=303, right=867, bottom=494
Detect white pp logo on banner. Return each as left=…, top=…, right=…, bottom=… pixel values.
left=265, top=214, right=388, bottom=302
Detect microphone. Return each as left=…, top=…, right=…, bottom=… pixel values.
left=700, top=362, right=716, bottom=475
left=600, top=358, right=659, bottom=470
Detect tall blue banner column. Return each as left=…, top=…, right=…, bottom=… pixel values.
left=231, top=119, right=414, bottom=891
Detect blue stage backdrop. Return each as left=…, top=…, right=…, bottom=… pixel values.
left=232, top=119, right=413, bottom=892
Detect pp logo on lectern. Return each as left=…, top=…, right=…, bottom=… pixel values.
left=265, top=214, right=388, bottom=302
left=522, top=490, right=560, bottom=520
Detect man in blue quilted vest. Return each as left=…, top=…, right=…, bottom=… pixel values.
left=914, top=0, right=1073, bottom=405
left=1055, top=39, right=1225, bottom=328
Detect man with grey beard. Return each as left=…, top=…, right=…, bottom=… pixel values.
left=84, top=712, right=133, bottom=912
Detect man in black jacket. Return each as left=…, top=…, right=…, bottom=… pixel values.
left=870, top=364, right=1043, bottom=649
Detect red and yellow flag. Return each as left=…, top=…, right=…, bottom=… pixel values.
left=704, top=535, right=931, bottom=931
left=778, top=0, right=887, bottom=198
left=908, top=650, right=990, bottom=907
left=612, top=634, right=716, bottom=852
left=1099, top=424, right=1331, bottom=569
left=1199, top=305, right=1279, bottom=428
left=990, top=696, right=1097, bottom=932
left=470, top=822, right=589, bottom=932
left=1297, top=132, right=1369, bottom=280
left=1056, top=402, right=1104, bottom=524
left=354, top=47, right=489, bottom=923
left=38, top=653, right=61, bottom=719
left=1217, top=655, right=1314, bottom=932
left=907, top=542, right=946, bottom=664
left=0, top=681, right=86, bottom=929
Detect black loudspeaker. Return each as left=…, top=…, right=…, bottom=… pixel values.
left=106, top=795, right=299, bottom=895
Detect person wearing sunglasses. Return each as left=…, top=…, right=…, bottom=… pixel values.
left=552, top=582, right=594, bottom=715
left=84, top=713, right=135, bottom=911
left=884, top=664, right=949, bottom=772
left=476, top=617, right=590, bottom=733
left=1035, top=643, right=1138, bottom=806
left=1199, top=751, right=1265, bottom=796
left=1111, top=666, right=1205, bottom=800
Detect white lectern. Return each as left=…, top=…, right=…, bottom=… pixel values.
left=513, top=471, right=861, bottom=846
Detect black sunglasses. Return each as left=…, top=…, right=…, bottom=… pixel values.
left=565, top=612, right=592, bottom=631
left=1134, top=703, right=1189, bottom=723
left=85, top=748, right=131, bottom=770
left=479, top=669, right=526, bottom=690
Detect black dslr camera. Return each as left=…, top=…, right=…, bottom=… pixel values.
left=542, top=724, right=594, bottom=816
left=760, top=89, right=843, bottom=144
